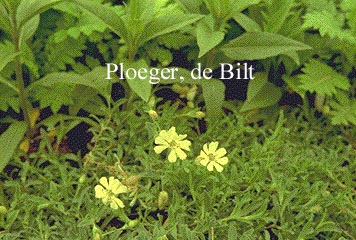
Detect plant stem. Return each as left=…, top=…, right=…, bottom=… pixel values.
left=11, top=12, right=33, bottom=136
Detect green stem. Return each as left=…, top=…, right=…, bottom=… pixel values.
left=11, top=12, right=33, bottom=136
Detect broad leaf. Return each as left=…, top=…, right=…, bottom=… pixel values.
left=0, top=121, right=27, bottom=171
left=123, top=59, right=152, bottom=102
left=221, top=32, right=311, bottom=62
left=27, top=67, right=112, bottom=96
left=240, top=73, right=282, bottom=112
left=197, top=15, right=225, bottom=57
left=298, top=59, right=350, bottom=96
left=71, top=0, right=128, bottom=40
left=16, top=0, right=64, bottom=28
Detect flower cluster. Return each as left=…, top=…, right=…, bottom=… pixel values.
left=154, top=127, right=229, bottom=172
left=94, top=177, right=128, bottom=209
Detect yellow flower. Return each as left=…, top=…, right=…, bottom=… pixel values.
left=196, top=142, right=228, bottom=172
left=154, top=127, right=191, bottom=162
left=95, top=177, right=128, bottom=209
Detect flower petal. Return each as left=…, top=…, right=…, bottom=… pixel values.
left=99, top=177, right=109, bottom=189
left=215, top=148, right=227, bottom=158
left=216, top=157, right=228, bottom=165
left=213, top=162, right=224, bottom=172
left=94, top=185, right=105, bottom=199
left=199, top=158, right=209, bottom=166
left=113, top=197, right=125, bottom=208
left=178, top=140, right=191, bottom=151
left=168, top=150, right=177, bottom=162
left=203, top=143, right=209, bottom=154
left=208, top=142, right=219, bottom=153
left=175, top=148, right=187, bottom=160
left=207, top=162, right=214, bottom=171
left=155, top=136, right=168, bottom=145
left=154, top=145, right=168, bottom=154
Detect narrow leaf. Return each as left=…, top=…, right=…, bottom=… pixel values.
left=221, top=32, right=311, bottom=61
left=233, top=13, right=262, bottom=32
left=0, top=121, right=27, bottom=171
left=139, top=14, right=203, bottom=45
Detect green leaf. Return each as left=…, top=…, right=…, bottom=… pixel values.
left=298, top=59, right=350, bottom=96
left=16, top=0, right=64, bottom=28
left=240, top=73, right=282, bottom=112
left=0, top=83, right=19, bottom=112
left=201, top=77, right=225, bottom=119
left=262, top=0, right=294, bottom=33
left=175, top=0, right=203, bottom=13
left=32, top=83, right=75, bottom=112
left=19, top=15, right=40, bottom=49
left=27, top=67, right=112, bottom=96
left=221, top=32, right=311, bottom=62
left=0, top=121, right=27, bottom=171
left=123, top=59, right=152, bottom=102
left=302, top=11, right=356, bottom=44
left=329, top=95, right=356, bottom=125
left=71, top=0, right=128, bottom=40
left=138, top=13, right=203, bottom=45
left=233, top=13, right=262, bottom=32
left=197, top=15, right=225, bottom=58
left=0, top=40, right=18, bottom=72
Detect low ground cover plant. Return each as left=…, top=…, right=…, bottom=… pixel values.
left=0, top=0, right=355, bottom=239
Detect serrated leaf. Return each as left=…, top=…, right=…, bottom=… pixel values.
left=0, top=121, right=27, bottom=171
left=197, top=15, right=225, bottom=58
left=71, top=0, right=128, bottom=40
left=298, top=59, right=350, bottom=96
left=302, top=11, right=356, bottom=44
left=33, top=83, right=75, bottom=112
left=240, top=73, right=282, bottom=112
left=329, top=98, right=356, bottom=125
left=221, top=32, right=311, bottom=62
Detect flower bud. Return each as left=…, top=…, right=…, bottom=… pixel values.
left=195, top=111, right=205, bottom=119
left=79, top=174, right=86, bottom=184
left=148, top=110, right=158, bottom=119
left=123, top=175, right=141, bottom=186
left=128, top=219, right=139, bottom=228
left=158, top=191, right=169, bottom=210
left=187, top=101, right=194, bottom=109
left=0, top=206, right=7, bottom=215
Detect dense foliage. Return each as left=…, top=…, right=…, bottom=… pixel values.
left=0, top=0, right=355, bottom=239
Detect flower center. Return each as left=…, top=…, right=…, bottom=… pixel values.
left=169, top=140, right=178, bottom=149
left=208, top=153, right=216, bottom=162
